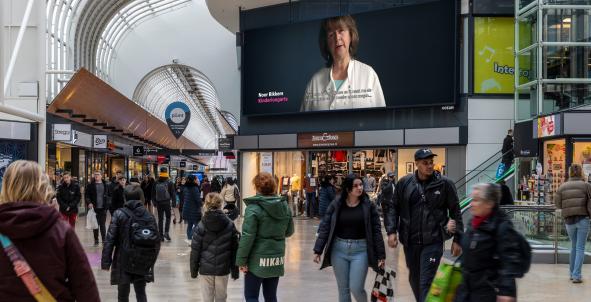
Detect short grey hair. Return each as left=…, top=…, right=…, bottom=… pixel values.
left=472, top=183, right=501, bottom=204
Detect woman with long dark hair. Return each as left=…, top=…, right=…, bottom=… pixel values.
left=313, top=174, right=385, bottom=302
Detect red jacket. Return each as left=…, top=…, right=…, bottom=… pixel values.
left=0, top=201, right=100, bottom=301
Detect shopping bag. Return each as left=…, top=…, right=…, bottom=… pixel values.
left=371, top=267, right=396, bottom=302
left=425, top=259, right=462, bottom=302
left=495, top=163, right=506, bottom=179
left=86, top=208, right=99, bottom=230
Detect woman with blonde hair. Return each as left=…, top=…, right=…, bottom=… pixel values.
left=555, top=163, right=591, bottom=283
left=191, top=193, right=240, bottom=302
left=0, top=160, right=100, bottom=301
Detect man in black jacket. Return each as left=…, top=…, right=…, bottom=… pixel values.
left=152, top=167, right=175, bottom=241
left=86, top=170, right=112, bottom=246
left=501, top=129, right=514, bottom=169
left=102, top=185, right=160, bottom=302
left=56, top=172, right=81, bottom=227
left=383, top=148, right=463, bottom=302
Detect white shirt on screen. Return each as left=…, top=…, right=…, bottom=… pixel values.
left=301, top=59, right=385, bottom=112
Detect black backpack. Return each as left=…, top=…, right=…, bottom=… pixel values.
left=154, top=182, right=170, bottom=203
left=496, top=220, right=532, bottom=278
left=121, top=208, right=161, bottom=275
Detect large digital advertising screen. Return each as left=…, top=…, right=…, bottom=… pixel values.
left=241, top=0, right=456, bottom=116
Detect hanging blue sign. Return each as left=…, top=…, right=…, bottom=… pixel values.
left=164, top=101, right=191, bottom=139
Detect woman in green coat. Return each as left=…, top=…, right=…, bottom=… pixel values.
left=236, top=172, right=294, bottom=302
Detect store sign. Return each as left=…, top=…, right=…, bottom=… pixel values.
left=536, top=114, right=561, bottom=138
left=180, top=161, right=187, bottom=168
left=71, top=130, right=92, bottom=148
left=133, top=146, right=145, bottom=156
left=297, top=132, right=354, bottom=148
left=164, top=101, right=191, bottom=139
left=260, top=152, right=273, bottom=174
left=93, top=135, right=108, bottom=149
left=52, top=124, right=72, bottom=141
left=474, top=17, right=532, bottom=93
left=218, top=137, right=234, bottom=150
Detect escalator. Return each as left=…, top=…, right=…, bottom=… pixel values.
left=454, top=149, right=515, bottom=213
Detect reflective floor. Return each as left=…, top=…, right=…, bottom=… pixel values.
left=77, top=217, right=591, bottom=301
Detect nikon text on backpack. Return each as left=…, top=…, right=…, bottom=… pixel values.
left=121, top=208, right=161, bottom=275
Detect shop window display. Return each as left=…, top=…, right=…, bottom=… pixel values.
left=573, top=142, right=591, bottom=181
left=544, top=139, right=566, bottom=203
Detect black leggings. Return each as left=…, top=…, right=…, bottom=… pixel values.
left=244, top=272, right=279, bottom=302
left=118, top=280, right=146, bottom=302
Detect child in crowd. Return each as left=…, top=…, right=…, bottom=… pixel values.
left=190, top=193, right=240, bottom=302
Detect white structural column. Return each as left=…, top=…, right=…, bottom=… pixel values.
left=1, top=0, right=46, bottom=167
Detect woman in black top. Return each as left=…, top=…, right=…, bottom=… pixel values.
left=313, top=174, right=386, bottom=302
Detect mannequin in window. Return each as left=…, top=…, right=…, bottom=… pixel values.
left=291, top=174, right=302, bottom=215
left=304, top=173, right=318, bottom=218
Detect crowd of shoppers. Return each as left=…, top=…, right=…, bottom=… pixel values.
left=0, top=145, right=538, bottom=301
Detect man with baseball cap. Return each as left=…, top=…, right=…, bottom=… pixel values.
left=382, top=148, right=463, bottom=302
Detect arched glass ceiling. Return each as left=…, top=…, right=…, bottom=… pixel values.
left=95, top=0, right=191, bottom=81
left=133, top=64, right=226, bottom=149
left=46, top=0, right=190, bottom=101
left=221, top=110, right=239, bottom=132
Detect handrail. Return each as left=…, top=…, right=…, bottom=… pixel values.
left=459, top=164, right=516, bottom=210
left=454, top=149, right=503, bottom=187
left=455, top=149, right=514, bottom=190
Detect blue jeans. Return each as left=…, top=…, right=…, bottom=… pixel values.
left=244, top=272, right=279, bottom=302
left=186, top=219, right=198, bottom=240
left=565, top=217, right=590, bottom=280
left=331, top=238, right=369, bottom=302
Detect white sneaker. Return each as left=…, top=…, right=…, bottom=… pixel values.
left=184, top=239, right=192, bottom=246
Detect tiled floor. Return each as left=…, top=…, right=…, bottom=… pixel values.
left=78, top=217, right=591, bottom=301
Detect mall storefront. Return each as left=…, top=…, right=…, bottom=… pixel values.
left=236, top=128, right=467, bottom=204
left=515, top=111, right=591, bottom=204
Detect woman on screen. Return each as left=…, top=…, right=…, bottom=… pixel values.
left=301, top=15, right=385, bottom=112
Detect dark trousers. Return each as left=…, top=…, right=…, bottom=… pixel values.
left=156, top=202, right=171, bottom=236
left=93, top=208, right=107, bottom=243
left=403, top=242, right=444, bottom=302
left=117, top=280, right=147, bottom=302
left=244, top=272, right=279, bottom=302
left=305, top=192, right=317, bottom=217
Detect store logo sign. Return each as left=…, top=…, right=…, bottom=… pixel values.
left=164, top=101, right=191, bottom=139
left=93, top=135, right=108, bottom=149
left=52, top=124, right=72, bottom=141
left=298, top=132, right=354, bottom=148
left=312, top=133, right=339, bottom=142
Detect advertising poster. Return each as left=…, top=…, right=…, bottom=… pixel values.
left=242, top=0, right=456, bottom=115
left=474, top=17, right=532, bottom=94
left=260, top=152, right=273, bottom=174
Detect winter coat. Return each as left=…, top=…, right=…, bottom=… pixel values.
left=236, top=195, right=294, bottom=278
left=85, top=181, right=111, bottom=209
left=110, top=185, right=126, bottom=212
left=141, top=179, right=154, bottom=202
left=456, top=208, right=521, bottom=301
left=383, top=171, right=463, bottom=245
left=56, top=181, right=81, bottom=214
left=190, top=210, right=239, bottom=278
left=501, top=135, right=514, bottom=164
left=201, top=182, right=212, bottom=198
left=0, top=201, right=100, bottom=301
left=318, top=185, right=336, bottom=217
left=313, top=196, right=386, bottom=272
left=221, top=184, right=238, bottom=203
left=555, top=177, right=591, bottom=219
left=182, top=183, right=202, bottom=222
left=101, top=200, right=159, bottom=285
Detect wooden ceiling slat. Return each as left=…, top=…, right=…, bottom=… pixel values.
left=48, top=68, right=199, bottom=150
